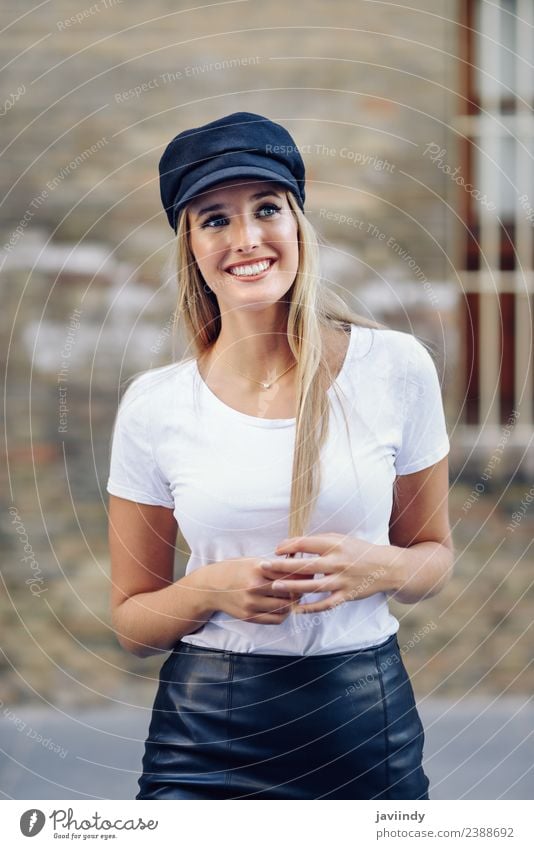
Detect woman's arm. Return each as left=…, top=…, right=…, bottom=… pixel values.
left=261, top=456, right=454, bottom=612
left=386, top=455, right=454, bottom=603
left=108, top=495, right=216, bottom=658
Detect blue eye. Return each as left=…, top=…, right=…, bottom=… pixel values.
left=200, top=203, right=281, bottom=229
left=257, top=203, right=281, bottom=218
left=201, top=215, right=229, bottom=229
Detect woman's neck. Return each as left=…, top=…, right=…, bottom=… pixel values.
left=199, top=322, right=350, bottom=389
left=204, top=309, right=295, bottom=384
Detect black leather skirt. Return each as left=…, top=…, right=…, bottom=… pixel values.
left=136, top=632, right=430, bottom=800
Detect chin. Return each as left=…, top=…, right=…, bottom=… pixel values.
left=221, top=297, right=285, bottom=313
left=215, top=281, right=296, bottom=311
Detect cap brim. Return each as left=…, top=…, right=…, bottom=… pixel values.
left=173, top=165, right=301, bottom=227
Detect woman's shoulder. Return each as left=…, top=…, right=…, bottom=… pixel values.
left=347, top=324, right=438, bottom=387
left=348, top=323, right=420, bottom=359
left=118, top=357, right=196, bottom=403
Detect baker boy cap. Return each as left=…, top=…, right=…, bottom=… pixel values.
left=159, top=111, right=306, bottom=232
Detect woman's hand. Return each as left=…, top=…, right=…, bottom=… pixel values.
left=201, top=557, right=308, bottom=625
left=260, top=533, right=395, bottom=614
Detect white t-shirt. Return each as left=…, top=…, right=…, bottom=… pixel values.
left=106, top=325, right=450, bottom=655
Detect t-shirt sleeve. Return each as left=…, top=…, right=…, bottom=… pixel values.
left=106, top=376, right=174, bottom=507
left=394, top=335, right=450, bottom=476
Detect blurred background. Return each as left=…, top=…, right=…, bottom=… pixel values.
left=1, top=0, right=533, bottom=800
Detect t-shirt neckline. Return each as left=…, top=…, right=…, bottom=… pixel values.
left=193, top=324, right=355, bottom=428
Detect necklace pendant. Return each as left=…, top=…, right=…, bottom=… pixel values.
left=261, top=381, right=271, bottom=389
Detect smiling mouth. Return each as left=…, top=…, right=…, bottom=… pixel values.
left=225, top=258, right=276, bottom=279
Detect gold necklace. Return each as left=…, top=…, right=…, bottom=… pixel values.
left=217, top=356, right=297, bottom=390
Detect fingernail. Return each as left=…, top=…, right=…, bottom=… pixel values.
left=272, top=581, right=286, bottom=590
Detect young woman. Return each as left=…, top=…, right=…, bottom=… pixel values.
left=107, top=112, right=453, bottom=800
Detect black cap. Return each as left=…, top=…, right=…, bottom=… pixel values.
left=159, top=111, right=306, bottom=232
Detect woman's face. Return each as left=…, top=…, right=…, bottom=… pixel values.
left=186, top=179, right=299, bottom=313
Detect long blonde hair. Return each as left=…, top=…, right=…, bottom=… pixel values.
left=171, top=189, right=384, bottom=537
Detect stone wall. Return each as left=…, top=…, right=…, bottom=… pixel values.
left=2, top=2, right=532, bottom=710
left=2, top=0, right=459, bottom=287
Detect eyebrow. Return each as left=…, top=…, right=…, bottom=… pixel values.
left=192, top=189, right=283, bottom=218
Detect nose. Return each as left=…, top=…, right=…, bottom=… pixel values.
left=229, top=211, right=261, bottom=253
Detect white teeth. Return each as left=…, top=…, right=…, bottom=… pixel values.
left=227, top=260, right=272, bottom=277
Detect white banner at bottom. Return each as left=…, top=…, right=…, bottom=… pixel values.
left=2, top=799, right=531, bottom=848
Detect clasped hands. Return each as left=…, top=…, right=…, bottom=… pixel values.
left=260, top=532, right=395, bottom=615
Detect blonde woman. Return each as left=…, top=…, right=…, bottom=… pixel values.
left=107, top=112, right=453, bottom=800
